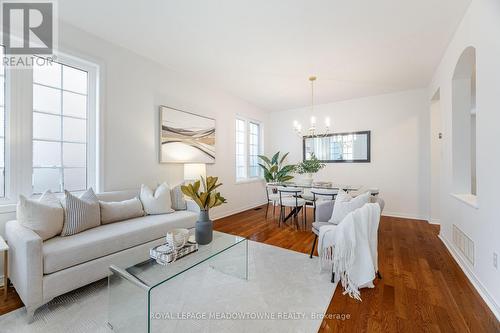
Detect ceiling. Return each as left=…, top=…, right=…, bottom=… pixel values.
left=58, top=0, right=471, bottom=112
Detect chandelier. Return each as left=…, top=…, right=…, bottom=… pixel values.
left=293, top=76, right=331, bottom=137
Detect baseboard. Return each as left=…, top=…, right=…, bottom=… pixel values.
left=381, top=211, right=428, bottom=221
left=439, top=234, right=500, bottom=321
left=212, top=201, right=267, bottom=221
left=215, top=206, right=433, bottom=224
left=428, top=218, right=440, bottom=225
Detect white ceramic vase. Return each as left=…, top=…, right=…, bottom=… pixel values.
left=303, top=173, right=314, bottom=185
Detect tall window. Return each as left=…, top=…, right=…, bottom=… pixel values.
left=236, top=119, right=247, bottom=179
left=235, top=117, right=262, bottom=181
left=0, top=46, right=5, bottom=197
left=248, top=122, right=261, bottom=177
left=32, top=61, right=89, bottom=193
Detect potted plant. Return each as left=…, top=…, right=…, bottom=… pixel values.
left=181, top=176, right=227, bottom=244
left=258, top=152, right=296, bottom=183
left=294, top=154, right=326, bottom=185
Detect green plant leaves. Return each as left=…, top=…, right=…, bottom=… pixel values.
left=279, top=152, right=289, bottom=166
left=280, top=164, right=295, bottom=173
left=258, top=155, right=271, bottom=166
left=295, top=153, right=326, bottom=174
left=181, top=176, right=227, bottom=210
left=271, top=151, right=280, bottom=165
left=256, top=152, right=295, bottom=183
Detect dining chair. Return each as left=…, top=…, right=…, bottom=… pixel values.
left=265, top=184, right=280, bottom=219
left=277, top=187, right=307, bottom=229
left=310, top=188, right=338, bottom=222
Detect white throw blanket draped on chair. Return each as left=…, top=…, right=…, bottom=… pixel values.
left=318, top=203, right=381, bottom=300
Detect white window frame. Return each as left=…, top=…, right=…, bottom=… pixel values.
left=0, top=52, right=99, bottom=207
left=0, top=46, right=7, bottom=199
left=235, top=116, right=263, bottom=183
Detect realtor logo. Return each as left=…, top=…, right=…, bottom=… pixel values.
left=2, top=1, right=54, bottom=54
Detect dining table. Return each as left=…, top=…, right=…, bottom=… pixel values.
left=270, top=182, right=367, bottom=224
left=274, top=182, right=363, bottom=193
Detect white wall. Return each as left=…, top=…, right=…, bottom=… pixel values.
left=60, top=22, right=269, bottom=218
left=0, top=22, right=269, bottom=268
left=268, top=89, right=430, bottom=219
left=428, top=0, right=500, bottom=318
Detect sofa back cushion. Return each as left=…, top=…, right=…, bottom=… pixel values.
left=96, top=190, right=140, bottom=203
left=16, top=190, right=64, bottom=241
left=96, top=187, right=185, bottom=211
left=140, top=183, right=175, bottom=215
left=99, top=197, right=145, bottom=224
left=61, top=188, right=101, bottom=236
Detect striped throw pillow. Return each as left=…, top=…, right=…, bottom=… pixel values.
left=61, top=188, right=101, bottom=236
left=170, top=184, right=187, bottom=211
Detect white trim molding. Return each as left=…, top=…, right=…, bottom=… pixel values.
left=450, top=193, right=479, bottom=209
left=212, top=201, right=267, bottom=221
left=428, top=218, right=440, bottom=225
left=439, top=234, right=500, bottom=321
left=381, top=211, right=428, bottom=221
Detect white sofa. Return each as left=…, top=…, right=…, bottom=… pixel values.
left=5, top=189, right=199, bottom=320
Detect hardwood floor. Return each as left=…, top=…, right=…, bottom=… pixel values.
left=1, top=205, right=499, bottom=333
left=213, top=205, right=500, bottom=333
left=0, top=284, right=23, bottom=316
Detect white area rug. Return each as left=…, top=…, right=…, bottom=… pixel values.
left=0, top=241, right=336, bottom=333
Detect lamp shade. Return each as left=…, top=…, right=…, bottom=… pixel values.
left=183, top=163, right=207, bottom=181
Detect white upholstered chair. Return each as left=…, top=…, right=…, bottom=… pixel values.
left=310, top=196, right=385, bottom=258
left=310, top=188, right=338, bottom=222
left=310, top=196, right=385, bottom=283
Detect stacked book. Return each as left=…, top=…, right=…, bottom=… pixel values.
left=150, top=241, right=198, bottom=265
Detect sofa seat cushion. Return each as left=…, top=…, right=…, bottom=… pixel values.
left=43, top=211, right=197, bottom=274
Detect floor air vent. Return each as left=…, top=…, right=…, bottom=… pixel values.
left=452, top=224, right=474, bottom=265
left=253, top=207, right=263, bottom=211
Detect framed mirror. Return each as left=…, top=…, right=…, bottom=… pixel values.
left=303, top=131, right=371, bottom=163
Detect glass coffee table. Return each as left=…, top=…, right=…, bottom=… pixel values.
left=107, top=230, right=247, bottom=332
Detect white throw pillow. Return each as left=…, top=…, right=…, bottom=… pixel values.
left=99, top=197, right=145, bottom=224
left=61, top=188, right=101, bottom=236
left=329, top=191, right=371, bottom=224
left=140, top=183, right=175, bottom=215
left=328, top=190, right=352, bottom=224
left=16, top=190, right=64, bottom=241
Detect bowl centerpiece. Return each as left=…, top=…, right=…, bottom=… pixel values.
left=166, top=228, right=190, bottom=250
left=294, top=153, right=326, bottom=185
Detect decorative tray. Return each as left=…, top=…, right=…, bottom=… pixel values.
left=150, top=240, right=198, bottom=265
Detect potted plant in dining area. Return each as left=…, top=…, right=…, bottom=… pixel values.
left=181, top=176, right=227, bottom=245
left=258, top=151, right=296, bottom=183
left=295, top=153, right=326, bottom=185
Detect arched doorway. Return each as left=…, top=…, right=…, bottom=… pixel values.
left=452, top=47, right=476, bottom=196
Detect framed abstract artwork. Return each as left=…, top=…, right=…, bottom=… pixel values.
left=160, top=106, right=216, bottom=163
